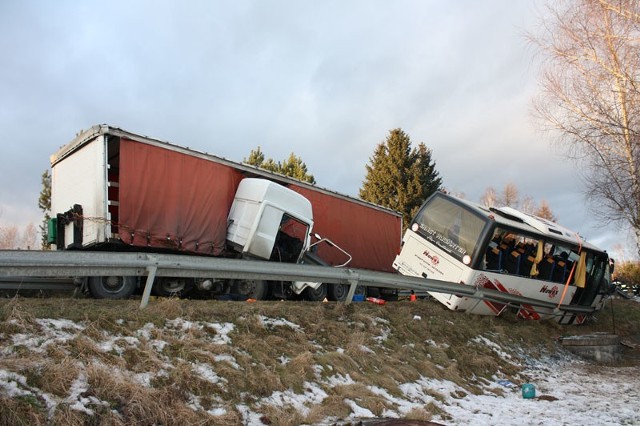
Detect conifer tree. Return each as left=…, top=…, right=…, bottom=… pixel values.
left=244, top=147, right=315, bottom=184
left=244, top=146, right=266, bottom=167
left=360, top=129, right=442, bottom=229
left=38, top=169, right=51, bottom=249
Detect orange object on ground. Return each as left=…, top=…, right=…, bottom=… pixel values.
left=366, top=297, right=386, bottom=305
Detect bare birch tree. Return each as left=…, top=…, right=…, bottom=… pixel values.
left=21, top=223, right=38, bottom=250
left=498, top=182, right=520, bottom=208
left=480, top=187, right=498, bottom=208
left=532, top=0, right=640, bottom=255
left=0, top=225, right=18, bottom=249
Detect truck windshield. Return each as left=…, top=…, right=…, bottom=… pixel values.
left=412, top=194, right=487, bottom=263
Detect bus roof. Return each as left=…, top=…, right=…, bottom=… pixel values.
left=438, top=192, right=604, bottom=253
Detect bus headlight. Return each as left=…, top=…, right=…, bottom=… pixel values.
left=462, top=255, right=471, bottom=265
left=411, top=223, right=419, bottom=232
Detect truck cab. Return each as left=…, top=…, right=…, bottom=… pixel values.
left=227, top=178, right=313, bottom=263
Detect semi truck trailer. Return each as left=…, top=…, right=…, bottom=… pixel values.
left=49, top=125, right=402, bottom=301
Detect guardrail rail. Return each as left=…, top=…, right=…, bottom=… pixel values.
left=0, top=250, right=597, bottom=314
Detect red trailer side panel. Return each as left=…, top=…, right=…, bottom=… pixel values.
left=289, top=185, right=401, bottom=272
left=118, top=139, right=244, bottom=255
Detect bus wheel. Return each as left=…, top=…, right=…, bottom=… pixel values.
left=328, top=283, right=365, bottom=302
left=88, top=276, right=137, bottom=299
left=303, top=283, right=327, bottom=301
left=154, top=277, right=194, bottom=297
left=234, top=279, right=268, bottom=300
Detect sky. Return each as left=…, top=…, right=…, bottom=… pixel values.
left=0, top=1, right=634, bottom=258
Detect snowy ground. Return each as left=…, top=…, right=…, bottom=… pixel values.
left=434, top=361, right=640, bottom=425
left=1, top=310, right=639, bottom=425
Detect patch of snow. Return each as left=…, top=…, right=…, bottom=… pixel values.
left=359, top=345, right=375, bottom=354
left=133, top=372, right=153, bottom=387
left=278, top=355, right=291, bottom=365
left=312, top=364, right=324, bottom=379
left=0, top=370, right=32, bottom=397
left=325, top=373, right=355, bottom=387
left=259, top=382, right=328, bottom=417
left=215, top=354, right=240, bottom=369
left=8, top=318, right=84, bottom=354
left=258, top=315, right=302, bottom=331
left=135, top=322, right=155, bottom=340
left=344, top=398, right=375, bottom=418
left=236, top=403, right=265, bottom=426
left=206, top=322, right=235, bottom=345
left=207, top=407, right=227, bottom=416
left=65, top=372, right=109, bottom=416
left=471, top=335, right=514, bottom=361
left=192, top=362, right=227, bottom=386
left=425, top=339, right=449, bottom=349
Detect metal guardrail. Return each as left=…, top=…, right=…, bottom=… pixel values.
left=0, top=250, right=597, bottom=314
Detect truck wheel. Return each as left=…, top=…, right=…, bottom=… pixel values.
left=234, top=279, right=269, bottom=300
left=153, top=277, right=194, bottom=297
left=303, top=283, right=327, bottom=301
left=88, top=276, right=137, bottom=299
left=328, top=283, right=366, bottom=302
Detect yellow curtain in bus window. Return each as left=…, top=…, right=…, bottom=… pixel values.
left=530, top=240, right=544, bottom=277
left=574, top=252, right=587, bottom=288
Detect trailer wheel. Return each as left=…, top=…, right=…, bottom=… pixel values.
left=328, top=283, right=366, bottom=302
left=88, top=276, right=137, bottom=299
left=233, top=279, right=269, bottom=300
left=153, top=277, right=194, bottom=297
left=303, top=283, right=327, bottom=301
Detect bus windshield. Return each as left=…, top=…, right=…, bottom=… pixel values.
left=412, top=194, right=487, bottom=263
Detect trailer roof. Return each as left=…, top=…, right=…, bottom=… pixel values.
left=51, top=124, right=403, bottom=219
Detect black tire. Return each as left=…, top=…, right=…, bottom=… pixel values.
left=88, top=276, right=137, bottom=299
left=328, top=283, right=366, bottom=302
left=153, top=277, right=194, bottom=297
left=233, top=279, right=269, bottom=300
left=303, top=283, right=328, bottom=301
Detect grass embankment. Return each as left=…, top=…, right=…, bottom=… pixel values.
left=0, top=295, right=638, bottom=425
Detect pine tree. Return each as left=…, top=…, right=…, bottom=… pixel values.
left=360, top=129, right=442, bottom=229
left=38, top=169, right=51, bottom=249
left=279, top=153, right=316, bottom=184
left=243, top=148, right=315, bottom=184
left=244, top=146, right=266, bottom=167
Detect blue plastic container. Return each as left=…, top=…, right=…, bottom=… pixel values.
left=352, top=294, right=365, bottom=302
left=521, top=383, right=536, bottom=399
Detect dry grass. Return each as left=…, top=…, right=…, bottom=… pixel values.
left=0, top=295, right=638, bottom=424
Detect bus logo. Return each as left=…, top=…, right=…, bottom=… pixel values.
left=422, top=250, right=440, bottom=266
left=540, top=285, right=559, bottom=299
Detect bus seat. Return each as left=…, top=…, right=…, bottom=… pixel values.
left=521, top=255, right=535, bottom=277
left=552, top=260, right=567, bottom=283
left=485, top=247, right=502, bottom=270
left=504, top=250, right=522, bottom=274
left=538, top=257, right=555, bottom=281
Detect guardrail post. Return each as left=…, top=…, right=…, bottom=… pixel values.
left=140, top=256, right=158, bottom=309
left=344, top=277, right=359, bottom=306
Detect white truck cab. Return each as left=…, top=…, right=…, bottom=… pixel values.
left=227, top=178, right=314, bottom=262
